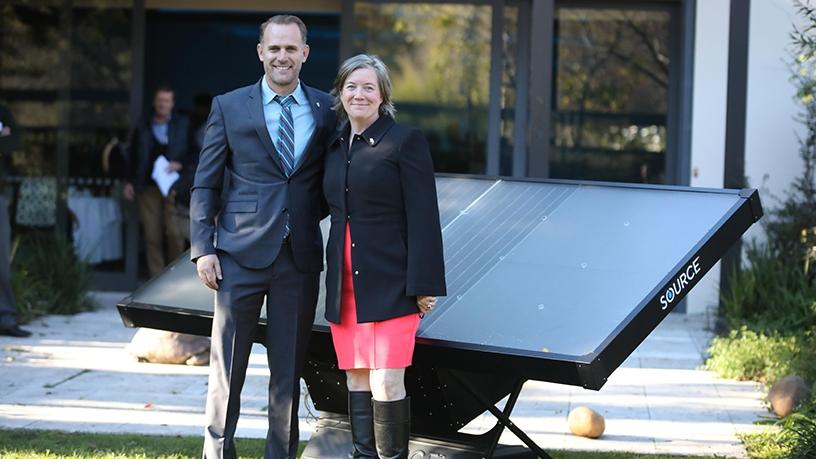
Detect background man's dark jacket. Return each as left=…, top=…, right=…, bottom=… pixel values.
left=129, top=113, right=191, bottom=193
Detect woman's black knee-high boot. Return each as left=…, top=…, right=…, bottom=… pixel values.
left=348, top=391, right=377, bottom=458
left=372, top=397, right=410, bottom=459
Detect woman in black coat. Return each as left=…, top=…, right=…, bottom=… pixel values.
left=323, top=54, right=446, bottom=458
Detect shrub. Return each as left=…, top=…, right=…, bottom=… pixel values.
left=719, top=242, right=816, bottom=333
left=741, top=429, right=791, bottom=459
left=10, top=231, right=95, bottom=322
left=782, top=395, right=816, bottom=459
left=741, top=396, right=816, bottom=459
left=706, top=327, right=816, bottom=385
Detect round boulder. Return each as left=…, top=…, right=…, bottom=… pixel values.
left=568, top=406, right=605, bottom=439
left=127, top=328, right=210, bottom=366
left=768, top=375, right=810, bottom=417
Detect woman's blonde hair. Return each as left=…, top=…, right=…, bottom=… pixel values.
left=331, top=54, right=396, bottom=120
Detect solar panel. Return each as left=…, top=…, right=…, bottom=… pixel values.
left=435, top=176, right=498, bottom=227
left=422, top=181, right=739, bottom=357
left=121, top=175, right=761, bottom=387
left=117, top=174, right=761, bottom=456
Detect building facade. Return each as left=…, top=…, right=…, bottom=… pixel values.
left=0, top=0, right=803, bottom=314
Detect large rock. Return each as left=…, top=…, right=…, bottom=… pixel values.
left=768, top=375, right=810, bottom=417
left=568, top=406, right=605, bottom=439
left=127, top=328, right=210, bottom=366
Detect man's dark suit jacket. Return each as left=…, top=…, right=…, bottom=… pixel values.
left=129, top=113, right=191, bottom=192
left=0, top=104, right=21, bottom=189
left=190, top=80, right=335, bottom=271
left=323, top=115, right=447, bottom=323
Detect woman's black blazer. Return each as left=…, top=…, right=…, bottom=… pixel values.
left=323, top=115, right=447, bottom=324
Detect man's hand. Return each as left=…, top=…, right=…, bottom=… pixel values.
left=166, top=160, right=183, bottom=173
left=197, top=254, right=222, bottom=290
left=123, top=182, right=135, bottom=201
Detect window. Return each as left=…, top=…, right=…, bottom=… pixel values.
left=354, top=3, right=493, bottom=173
left=552, top=7, right=672, bottom=183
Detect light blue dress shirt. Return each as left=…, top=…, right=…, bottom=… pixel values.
left=151, top=114, right=171, bottom=145
left=261, top=79, right=315, bottom=168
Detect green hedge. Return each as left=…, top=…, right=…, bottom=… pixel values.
left=10, top=231, right=94, bottom=323
left=719, top=243, right=816, bottom=334
left=706, top=327, right=816, bottom=385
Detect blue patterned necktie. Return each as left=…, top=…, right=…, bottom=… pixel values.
left=274, top=95, right=297, bottom=175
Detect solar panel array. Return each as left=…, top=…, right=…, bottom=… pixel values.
left=130, top=176, right=747, bottom=361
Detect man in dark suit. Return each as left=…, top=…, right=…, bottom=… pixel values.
left=124, top=85, right=191, bottom=277
left=190, top=15, right=335, bottom=459
left=0, top=103, right=31, bottom=338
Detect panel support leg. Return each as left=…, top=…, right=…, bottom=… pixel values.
left=449, top=373, right=553, bottom=459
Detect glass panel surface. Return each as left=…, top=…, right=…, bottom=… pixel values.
left=0, top=4, right=63, bottom=91
left=1, top=3, right=64, bottom=232
left=129, top=255, right=215, bottom=314
left=436, top=176, right=497, bottom=228
left=354, top=3, right=492, bottom=174
left=552, top=7, right=671, bottom=183
left=144, top=11, right=339, bottom=110
left=68, top=5, right=132, bottom=272
left=423, top=181, right=576, bottom=336
left=1, top=3, right=133, bottom=274
left=422, top=182, right=738, bottom=356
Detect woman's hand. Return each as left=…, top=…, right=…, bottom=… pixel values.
left=417, top=296, right=437, bottom=314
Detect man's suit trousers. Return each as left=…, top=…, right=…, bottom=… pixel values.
left=202, top=243, right=319, bottom=459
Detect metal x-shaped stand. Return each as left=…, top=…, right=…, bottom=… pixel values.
left=448, top=372, right=553, bottom=459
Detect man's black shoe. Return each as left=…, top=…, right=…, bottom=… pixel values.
left=0, top=323, right=31, bottom=337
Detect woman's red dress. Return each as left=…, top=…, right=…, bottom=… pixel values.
left=329, top=223, right=421, bottom=369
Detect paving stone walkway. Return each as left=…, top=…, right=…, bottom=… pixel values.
left=0, top=292, right=769, bottom=457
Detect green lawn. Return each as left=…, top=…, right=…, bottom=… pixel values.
left=0, top=428, right=715, bottom=459
left=0, top=429, right=285, bottom=459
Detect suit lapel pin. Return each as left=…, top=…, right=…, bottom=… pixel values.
left=316, top=101, right=321, bottom=108
left=368, top=137, right=375, bottom=146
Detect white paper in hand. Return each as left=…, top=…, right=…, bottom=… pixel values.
left=151, top=155, right=180, bottom=197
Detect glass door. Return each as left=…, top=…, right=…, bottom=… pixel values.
left=1, top=1, right=138, bottom=291
left=551, top=4, right=677, bottom=184
left=68, top=4, right=135, bottom=288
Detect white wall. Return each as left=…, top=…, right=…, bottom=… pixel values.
left=685, top=0, right=805, bottom=316
left=686, top=0, right=730, bottom=316
left=744, top=0, right=806, bottom=245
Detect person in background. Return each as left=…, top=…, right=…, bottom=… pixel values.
left=124, top=85, right=191, bottom=277
left=322, top=54, right=446, bottom=459
left=0, top=103, right=31, bottom=338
